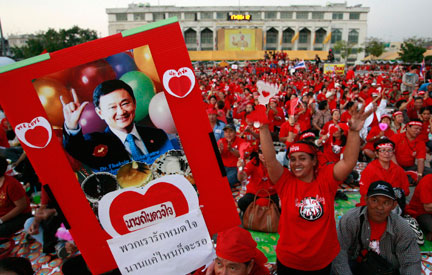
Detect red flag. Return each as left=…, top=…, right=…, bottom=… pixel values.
left=289, top=98, right=300, bottom=115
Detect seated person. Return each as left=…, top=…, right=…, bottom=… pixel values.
left=406, top=174, right=432, bottom=242
left=194, top=226, right=269, bottom=275
left=217, top=124, right=245, bottom=188
left=237, top=151, right=279, bottom=213
left=332, top=181, right=421, bottom=275
left=362, top=114, right=394, bottom=160
left=0, top=155, right=31, bottom=237
left=0, top=257, right=34, bottom=275
left=357, top=139, right=409, bottom=207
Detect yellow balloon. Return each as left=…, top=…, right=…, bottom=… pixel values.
left=133, top=45, right=161, bottom=85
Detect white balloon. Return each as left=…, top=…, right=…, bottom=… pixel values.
left=0, top=57, right=16, bottom=67
left=148, top=92, right=177, bottom=134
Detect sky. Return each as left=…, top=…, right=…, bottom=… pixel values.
left=0, top=0, right=431, bottom=41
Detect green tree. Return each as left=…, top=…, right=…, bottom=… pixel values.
left=11, top=26, right=98, bottom=60
left=399, top=41, right=426, bottom=63
left=365, top=37, right=385, bottom=58
left=333, top=40, right=362, bottom=63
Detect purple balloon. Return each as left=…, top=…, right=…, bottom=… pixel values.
left=106, top=53, right=138, bottom=79
left=79, top=102, right=107, bottom=135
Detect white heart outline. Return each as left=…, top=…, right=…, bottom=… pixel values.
left=256, top=80, right=279, bottom=105
left=98, top=175, right=199, bottom=237
left=162, top=67, right=196, bottom=98
left=14, top=116, right=52, bottom=149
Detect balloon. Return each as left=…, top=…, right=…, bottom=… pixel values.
left=34, top=78, right=73, bottom=127
left=68, top=60, right=116, bottom=102
left=79, top=102, right=107, bottom=135
left=133, top=45, right=162, bottom=89
left=106, top=52, right=137, bottom=79
left=0, top=57, right=15, bottom=67
left=120, top=71, right=155, bottom=121
left=45, top=67, right=72, bottom=85
left=148, top=92, right=177, bottom=134
left=379, top=123, right=388, bottom=131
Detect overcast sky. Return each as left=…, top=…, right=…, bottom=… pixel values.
left=1, top=0, right=431, bottom=41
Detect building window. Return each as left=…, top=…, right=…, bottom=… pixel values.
left=280, top=12, right=293, bottom=19
left=200, top=12, right=213, bottom=20
left=282, top=29, right=294, bottom=43
left=331, top=29, right=342, bottom=43
left=116, top=13, right=127, bottom=21
left=299, top=29, right=310, bottom=44
left=184, top=12, right=196, bottom=21
left=315, top=30, right=325, bottom=44
left=169, top=12, right=180, bottom=19
left=266, top=28, right=278, bottom=44
left=184, top=29, right=197, bottom=45
left=314, top=47, right=323, bottom=51
left=332, top=12, right=343, bottom=20
left=349, top=12, right=360, bottom=20
left=216, top=12, right=226, bottom=19
left=348, top=29, right=359, bottom=44
left=134, top=13, right=145, bottom=21
left=298, top=47, right=308, bottom=50
left=249, top=12, right=261, bottom=20
left=153, top=13, right=165, bottom=21
left=265, top=11, right=276, bottom=19
left=312, top=12, right=324, bottom=19
left=201, top=28, right=213, bottom=44
left=296, top=12, right=309, bottom=19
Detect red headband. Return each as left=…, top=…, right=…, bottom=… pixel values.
left=376, top=143, right=394, bottom=151
left=408, top=121, right=422, bottom=127
left=299, top=132, right=316, bottom=140
left=392, top=111, right=402, bottom=117
left=288, top=143, right=316, bottom=156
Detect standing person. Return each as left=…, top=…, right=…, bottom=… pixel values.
left=259, top=103, right=370, bottom=274
left=312, top=100, right=331, bottom=135
left=406, top=174, right=432, bottom=242
left=332, top=181, right=421, bottom=275
left=401, top=66, right=419, bottom=94
left=62, top=79, right=173, bottom=172
left=357, top=139, right=410, bottom=207
left=0, top=155, right=31, bottom=237
left=207, top=108, right=225, bottom=142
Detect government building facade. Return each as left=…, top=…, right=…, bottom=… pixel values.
left=106, top=2, right=369, bottom=62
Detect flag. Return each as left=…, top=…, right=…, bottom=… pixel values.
left=289, top=98, right=300, bottom=115
left=294, top=60, right=306, bottom=70
left=323, top=32, right=332, bottom=44
left=291, top=32, right=299, bottom=43
left=420, top=58, right=425, bottom=78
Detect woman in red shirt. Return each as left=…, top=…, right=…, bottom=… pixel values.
left=363, top=114, right=394, bottom=160
left=259, top=103, right=370, bottom=274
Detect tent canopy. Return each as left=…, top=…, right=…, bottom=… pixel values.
left=188, top=50, right=328, bottom=61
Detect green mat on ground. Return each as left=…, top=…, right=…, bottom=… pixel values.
left=248, top=192, right=431, bottom=262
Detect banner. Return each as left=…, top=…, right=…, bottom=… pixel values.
left=225, top=29, right=256, bottom=51
left=324, top=63, right=345, bottom=75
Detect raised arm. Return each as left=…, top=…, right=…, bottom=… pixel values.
left=259, top=124, right=284, bottom=184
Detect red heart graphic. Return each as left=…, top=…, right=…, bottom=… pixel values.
left=262, top=91, right=270, bottom=97
left=168, top=76, right=192, bottom=97
left=24, top=126, right=49, bottom=148
left=109, top=182, right=189, bottom=235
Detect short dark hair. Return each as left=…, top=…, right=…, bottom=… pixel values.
left=373, top=138, right=395, bottom=151
left=0, top=155, right=8, bottom=177
left=318, top=100, right=328, bottom=110
left=345, top=101, right=355, bottom=110
left=414, top=96, right=423, bottom=102
left=93, top=79, right=135, bottom=108
left=0, top=257, right=34, bottom=275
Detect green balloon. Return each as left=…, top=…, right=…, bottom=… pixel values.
left=120, top=71, right=156, bottom=122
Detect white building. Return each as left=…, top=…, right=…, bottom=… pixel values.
left=106, top=2, right=369, bottom=62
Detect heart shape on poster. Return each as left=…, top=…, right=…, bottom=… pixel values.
left=256, top=80, right=279, bottom=105
left=99, top=175, right=199, bottom=237
left=379, top=123, right=388, bottom=131
left=162, top=67, right=196, bottom=98
left=14, top=116, right=52, bottom=149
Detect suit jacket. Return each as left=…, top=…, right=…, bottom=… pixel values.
left=63, top=125, right=172, bottom=173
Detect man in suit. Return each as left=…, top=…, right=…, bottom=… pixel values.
left=61, top=79, right=173, bottom=173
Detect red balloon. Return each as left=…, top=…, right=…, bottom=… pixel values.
left=68, top=60, right=116, bottom=102
left=79, top=102, right=107, bottom=135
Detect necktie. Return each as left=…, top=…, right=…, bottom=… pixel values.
left=126, top=134, right=143, bottom=161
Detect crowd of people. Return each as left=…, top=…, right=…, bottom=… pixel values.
left=0, top=50, right=431, bottom=274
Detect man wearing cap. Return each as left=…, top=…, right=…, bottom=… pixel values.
left=358, top=139, right=409, bottom=207
left=217, top=124, right=245, bottom=188
left=391, top=119, right=432, bottom=179
left=332, top=181, right=421, bottom=275
left=193, top=226, right=269, bottom=275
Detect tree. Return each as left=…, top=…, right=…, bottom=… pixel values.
left=11, top=26, right=98, bottom=60
left=398, top=39, right=426, bottom=63
left=333, top=40, right=362, bottom=63
left=365, top=37, right=385, bottom=58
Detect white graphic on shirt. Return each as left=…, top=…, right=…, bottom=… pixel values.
left=369, top=240, right=380, bottom=254
left=295, top=196, right=325, bottom=221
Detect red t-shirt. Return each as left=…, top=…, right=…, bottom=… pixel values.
left=406, top=174, right=432, bottom=218
left=238, top=122, right=260, bottom=152
left=391, top=133, right=426, bottom=167
left=274, top=164, right=340, bottom=270
left=417, top=120, right=430, bottom=143
left=279, top=122, right=300, bottom=140
left=340, top=111, right=352, bottom=123
left=243, top=161, right=277, bottom=196
left=319, top=138, right=344, bottom=167
left=369, top=219, right=387, bottom=254
left=363, top=126, right=394, bottom=151
left=217, top=137, right=245, bottom=167
left=358, top=160, right=410, bottom=206
left=320, top=121, right=337, bottom=136
left=297, top=108, right=312, bottom=132
left=0, top=176, right=31, bottom=217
